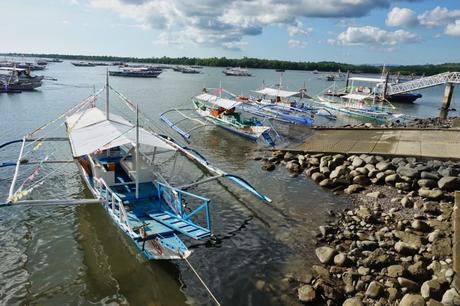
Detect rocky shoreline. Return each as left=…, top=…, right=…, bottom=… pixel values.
left=259, top=150, right=460, bottom=305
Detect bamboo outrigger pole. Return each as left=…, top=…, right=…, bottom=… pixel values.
left=7, top=137, right=26, bottom=202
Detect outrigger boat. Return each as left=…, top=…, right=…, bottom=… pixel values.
left=1, top=76, right=271, bottom=262
left=160, top=88, right=279, bottom=146
left=246, top=86, right=336, bottom=123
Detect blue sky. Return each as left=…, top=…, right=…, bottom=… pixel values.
left=1, top=0, right=459, bottom=64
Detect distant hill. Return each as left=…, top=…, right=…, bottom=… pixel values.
left=2, top=52, right=458, bottom=76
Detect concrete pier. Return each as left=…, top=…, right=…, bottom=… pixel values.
left=440, top=83, right=455, bottom=119
left=290, top=128, right=460, bottom=160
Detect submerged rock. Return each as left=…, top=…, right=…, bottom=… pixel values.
left=298, top=284, right=316, bottom=302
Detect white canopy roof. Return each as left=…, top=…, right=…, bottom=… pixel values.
left=349, top=77, right=385, bottom=83
left=195, top=93, right=241, bottom=109
left=342, top=93, right=372, bottom=101
left=66, top=108, right=175, bottom=157
left=254, top=87, right=300, bottom=98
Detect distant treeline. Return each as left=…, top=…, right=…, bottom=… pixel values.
left=2, top=53, right=459, bottom=76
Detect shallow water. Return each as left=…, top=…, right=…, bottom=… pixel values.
left=0, top=62, right=456, bottom=306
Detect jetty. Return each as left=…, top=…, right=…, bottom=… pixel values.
left=291, top=127, right=460, bottom=160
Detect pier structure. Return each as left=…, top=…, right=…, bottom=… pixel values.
left=291, top=128, right=460, bottom=160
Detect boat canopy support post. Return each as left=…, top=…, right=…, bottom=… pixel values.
left=440, top=82, right=455, bottom=119
left=106, top=70, right=110, bottom=120
left=345, top=70, right=350, bottom=93
left=7, top=137, right=26, bottom=202
left=135, top=104, right=140, bottom=199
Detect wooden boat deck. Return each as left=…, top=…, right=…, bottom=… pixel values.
left=289, top=128, right=460, bottom=160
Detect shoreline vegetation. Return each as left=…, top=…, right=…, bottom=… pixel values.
left=2, top=52, right=460, bottom=76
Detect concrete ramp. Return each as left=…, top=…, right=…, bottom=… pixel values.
left=293, top=128, right=460, bottom=160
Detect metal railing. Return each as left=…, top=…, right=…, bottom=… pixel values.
left=157, top=182, right=211, bottom=231
left=387, top=72, right=460, bottom=95
left=94, top=177, right=133, bottom=234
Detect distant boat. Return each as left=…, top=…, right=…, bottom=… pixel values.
left=36, top=59, right=48, bottom=66
left=275, top=69, right=285, bottom=72
left=190, top=65, right=203, bottom=69
left=109, top=67, right=162, bottom=78
left=312, top=70, right=319, bottom=74
left=181, top=67, right=200, bottom=74
left=16, top=63, right=45, bottom=71
left=0, top=68, right=42, bottom=92
left=223, top=67, right=251, bottom=76
left=326, top=74, right=335, bottom=81
left=49, top=58, right=63, bottom=63
left=72, top=61, right=96, bottom=67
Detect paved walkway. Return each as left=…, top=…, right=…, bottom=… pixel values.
left=292, top=128, right=460, bottom=160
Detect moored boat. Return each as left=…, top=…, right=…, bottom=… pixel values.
left=72, top=61, right=96, bottom=67
left=109, top=67, right=162, bottom=78
left=222, top=67, right=251, bottom=76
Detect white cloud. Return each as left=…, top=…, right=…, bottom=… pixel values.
left=87, top=0, right=416, bottom=50
left=445, top=20, right=460, bottom=37
left=386, top=7, right=418, bottom=27
left=287, top=21, right=313, bottom=37
left=418, top=6, right=460, bottom=28
left=288, top=39, right=307, bottom=48
left=222, top=41, right=248, bottom=51
left=334, top=26, right=420, bottom=46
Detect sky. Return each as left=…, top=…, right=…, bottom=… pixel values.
left=1, top=0, right=460, bottom=65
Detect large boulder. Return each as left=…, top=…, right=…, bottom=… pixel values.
left=311, top=172, right=326, bottom=183
left=315, top=246, right=337, bottom=264
left=387, top=264, right=405, bottom=278
left=398, top=294, right=426, bottom=306
left=397, top=167, right=420, bottom=178
left=376, top=161, right=392, bottom=171
left=420, top=279, right=442, bottom=300
left=438, top=176, right=460, bottom=191
left=441, top=288, right=460, bottom=306
left=395, top=241, right=418, bottom=255
left=298, top=285, right=316, bottom=302
left=365, top=281, right=384, bottom=298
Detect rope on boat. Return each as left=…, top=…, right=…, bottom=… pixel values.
left=182, top=256, right=222, bottom=306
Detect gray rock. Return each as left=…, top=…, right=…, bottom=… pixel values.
left=421, top=171, right=439, bottom=180
left=423, top=201, right=440, bottom=214
left=343, top=297, right=364, bottom=306
left=261, top=161, right=275, bottom=171
left=319, top=179, right=332, bottom=188
left=395, top=241, right=418, bottom=255
left=362, top=248, right=393, bottom=268
left=366, top=191, right=383, bottom=199
left=411, top=220, right=431, bottom=232
left=376, top=161, right=392, bottom=171
left=311, top=172, right=326, bottom=183
left=283, top=152, right=296, bottom=161
left=305, top=167, right=319, bottom=177
left=385, top=173, right=400, bottom=185
left=387, top=264, right=405, bottom=278
left=427, top=229, right=444, bottom=243
left=355, top=167, right=369, bottom=175
left=353, top=175, right=370, bottom=186
left=407, top=261, right=430, bottom=281
left=398, top=294, right=426, bottom=306
left=419, top=188, right=444, bottom=200
left=333, top=253, right=348, bottom=267
left=298, top=285, right=316, bottom=302
left=357, top=266, right=370, bottom=275
left=438, top=176, right=460, bottom=191
left=398, top=167, right=420, bottom=178
left=365, top=281, right=384, bottom=298
left=397, top=277, right=420, bottom=291
left=315, top=246, right=337, bottom=264
left=285, top=160, right=301, bottom=173
left=401, top=196, right=413, bottom=208
left=431, top=237, right=452, bottom=258
left=441, top=288, right=460, bottom=306
left=352, top=157, right=365, bottom=168
left=420, top=279, right=442, bottom=300
left=344, top=184, right=363, bottom=194
left=418, top=179, right=437, bottom=188
left=396, top=182, right=411, bottom=191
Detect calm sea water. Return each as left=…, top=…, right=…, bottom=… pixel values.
left=0, top=61, right=456, bottom=306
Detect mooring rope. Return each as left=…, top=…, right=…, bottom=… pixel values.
left=182, top=256, right=222, bottom=306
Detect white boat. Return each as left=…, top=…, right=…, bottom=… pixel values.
left=222, top=67, right=251, bottom=76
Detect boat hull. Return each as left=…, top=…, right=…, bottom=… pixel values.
left=386, top=93, right=422, bottom=104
